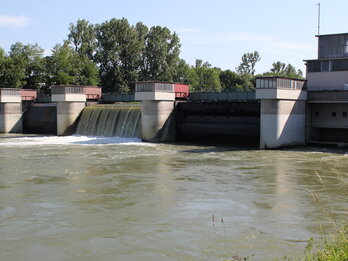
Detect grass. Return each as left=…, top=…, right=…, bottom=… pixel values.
left=290, top=168, right=348, bottom=261
left=300, top=224, right=348, bottom=261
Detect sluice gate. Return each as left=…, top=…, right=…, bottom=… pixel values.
left=175, top=101, right=260, bottom=146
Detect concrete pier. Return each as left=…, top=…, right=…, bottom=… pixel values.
left=135, top=82, right=175, bottom=142
left=0, top=89, right=22, bottom=133
left=256, top=77, right=307, bottom=149
left=51, top=86, right=86, bottom=135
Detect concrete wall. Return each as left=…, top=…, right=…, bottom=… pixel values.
left=260, top=100, right=306, bottom=149
left=307, top=71, right=348, bottom=90
left=135, top=92, right=175, bottom=101
left=256, top=88, right=307, bottom=100
left=310, top=103, right=348, bottom=128
left=0, top=95, right=21, bottom=103
left=141, top=100, right=174, bottom=142
left=0, top=103, right=22, bottom=133
left=52, top=94, right=86, bottom=102
left=56, top=102, right=85, bottom=135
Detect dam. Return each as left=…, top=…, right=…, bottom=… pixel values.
left=8, top=78, right=307, bottom=149
left=2, top=32, right=348, bottom=148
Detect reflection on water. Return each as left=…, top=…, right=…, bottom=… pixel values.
left=0, top=134, right=347, bottom=260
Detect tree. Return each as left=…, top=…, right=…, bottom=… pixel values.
left=95, top=18, right=142, bottom=92
left=270, top=61, right=287, bottom=74
left=0, top=42, right=45, bottom=89
left=173, top=59, right=191, bottom=84
left=141, top=26, right=181, bottom=81
left=45, top=41, right=99, bottom=86
left=219, top=69, right=243, bottom=91
left=264, top=61, right=304, bottom=79
left=68, top=19, right=97, bottom=60
left=236, top=51, right=261, bottom=75
left=235, top=73, right=255, bottom=91
left=189, top=59, right=221, bottom=91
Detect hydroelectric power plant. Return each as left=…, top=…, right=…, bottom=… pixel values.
left=1, top=33, right=348, bottom=260
left=3, top=32, right=348, bottom=148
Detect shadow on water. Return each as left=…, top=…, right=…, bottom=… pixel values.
left=177, top=142, right=348, bottom=155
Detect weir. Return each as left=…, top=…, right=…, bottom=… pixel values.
left=75, top=105, right=141, bottom=138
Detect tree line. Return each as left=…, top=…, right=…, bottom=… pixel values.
left=0, top=18, right=304, bottom=93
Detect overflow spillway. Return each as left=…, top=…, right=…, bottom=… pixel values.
left=75, top=105, right=141, bottom=138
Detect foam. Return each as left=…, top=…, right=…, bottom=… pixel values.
left=0, top=135, right=152, bottom=147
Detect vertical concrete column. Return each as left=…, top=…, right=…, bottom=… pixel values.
left=256, top=77, right=307, bottom=149
left=0, top=89, right=23, bottom=133
left=141, top=100, right=174, bottom=141
left=56, top=102, right=86, bottom=135
left=51, top=86, right=86, bottom=136
left=0, top=103, right=23, bottom=133
left=260, top=100, right=306, bottom=148
left=135, top=82, right=176, bottom=142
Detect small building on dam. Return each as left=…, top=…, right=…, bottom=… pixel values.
left=1, top=32, right=348, bottom=149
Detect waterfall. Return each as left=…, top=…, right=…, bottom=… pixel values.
left=75, top=105, right=141, bottom=138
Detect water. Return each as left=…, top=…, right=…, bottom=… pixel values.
left=76, top=105, right=141, bottom=138
left=0, top=134, right=347, bottom=260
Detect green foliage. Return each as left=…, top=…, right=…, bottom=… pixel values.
left=0, top=42, right=45, bottom=89
left=186, top=59, right=221, bottom=92
left=236, top=51, right=261, bottom=75
left=141, top=26, right=181, bottom=82
left=94, top=18, right=181, bottom=92
left=68, top=19, right=97, bottom=60
left=235, top=73, right=255, bottom=91
left=173, top=59, right=191, bottom=84
left=263, top=61, right=304, bottom=79
left=220, top=70, right=242, bottom=91
left=45, top=41, right=99, bottom=86
left=95, top=18, right=142, bottom=92
left=0, top=19, right=306, bottom=93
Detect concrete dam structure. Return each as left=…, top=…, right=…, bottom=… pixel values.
left=4, top=31, right=348, bottom=149
left=0, top=81, right=306, bottom=149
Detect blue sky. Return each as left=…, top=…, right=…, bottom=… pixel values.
left=1, top=0, right=347, bottom=74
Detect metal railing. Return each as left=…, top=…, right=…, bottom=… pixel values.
left=102, top=93, right=135, bottom=102
left=189, top=92, right=256, bottom=101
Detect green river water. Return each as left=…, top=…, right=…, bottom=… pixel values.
left=0, top=134, right=347, bottom=260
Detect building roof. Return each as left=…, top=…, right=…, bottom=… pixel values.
left=304, top=57, right=348, bottom=62
left=315, top=32, right=348, bottom=37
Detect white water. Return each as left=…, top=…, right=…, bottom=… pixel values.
left=0, top=135, right=146, bottom=147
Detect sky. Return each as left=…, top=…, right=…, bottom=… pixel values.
left=1, top=0, right=347, bottom=74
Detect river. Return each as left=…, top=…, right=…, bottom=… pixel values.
left=0, top=134, right=347, bottom=260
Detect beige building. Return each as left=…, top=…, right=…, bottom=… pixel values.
left=305, top=33, right=348, bottom=144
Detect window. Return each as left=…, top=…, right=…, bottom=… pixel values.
left=321, top=60, right=331, bottom=72
left=343, top=112, right=347, bottom=117
left=315, top=112, right=319, bottom=117
left=331, top=59, right=348, bottom=71
left=332, top=112, right=336, bottom=117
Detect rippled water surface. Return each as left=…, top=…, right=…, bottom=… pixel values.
left=0, top=134, right=347, bottom=261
